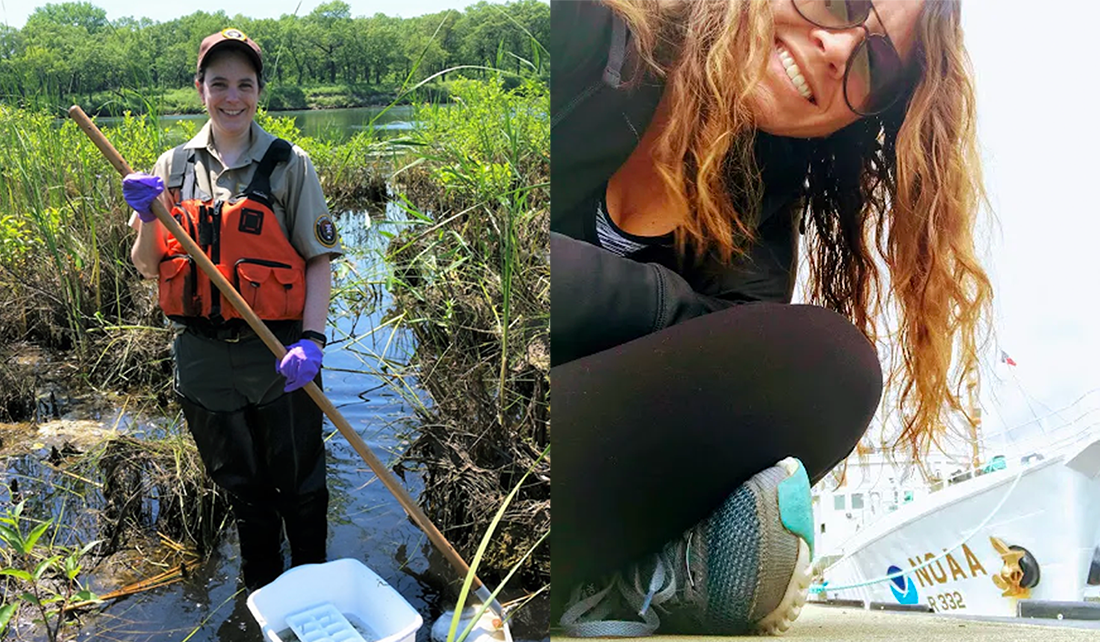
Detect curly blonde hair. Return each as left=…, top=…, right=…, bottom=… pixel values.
left=603, top=0, right=993, bottom=460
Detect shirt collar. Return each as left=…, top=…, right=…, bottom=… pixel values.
left=183, top=120, right=276, bottom=167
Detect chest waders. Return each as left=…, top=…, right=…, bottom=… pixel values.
left=163, top=138, right=328, bottom=590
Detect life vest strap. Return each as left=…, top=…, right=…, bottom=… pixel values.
left=167, top=145, right=190, bottom=191
left=178, top=317, right=300, bottom=342
left=243, top=139, right=292, bottom=202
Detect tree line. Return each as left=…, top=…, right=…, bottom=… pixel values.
left=0, top=1, right=549, bottom=104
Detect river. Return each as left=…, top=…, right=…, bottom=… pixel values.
left=97, top=105, right=418, bottom=141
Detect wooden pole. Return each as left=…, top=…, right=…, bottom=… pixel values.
left=69, top=106, right=505, bottom=618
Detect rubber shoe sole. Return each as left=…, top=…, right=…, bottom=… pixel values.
left=751, top=457, right=813, bottom=635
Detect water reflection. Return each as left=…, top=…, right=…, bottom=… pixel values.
left=96, top=106, right=420, bottom=142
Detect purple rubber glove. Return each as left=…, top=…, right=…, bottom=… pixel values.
left=122, top=173, right=164, bottom=223
left=277, top=339, right=323, bottom=392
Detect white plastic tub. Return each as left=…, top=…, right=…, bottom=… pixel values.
left=247, top=558, right=424, bottom=642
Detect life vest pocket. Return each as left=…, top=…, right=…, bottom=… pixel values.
left=234, top=258, right=306, bottom=320
left=158, top=255, right=199, bottom=317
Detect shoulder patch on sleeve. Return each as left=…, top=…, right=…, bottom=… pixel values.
left=314, top=215, right=339, bottom=248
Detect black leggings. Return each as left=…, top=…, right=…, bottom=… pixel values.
left=552, top=302, right=883, bottom=603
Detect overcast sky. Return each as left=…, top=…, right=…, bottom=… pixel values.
left=957, top=0, right=1100, bottom=457
left=0, top=0, right=517, bottom=26
left=787, top=2, right=1100, bottom=463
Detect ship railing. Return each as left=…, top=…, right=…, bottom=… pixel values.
left=936, top=398, right=1099, bottom=492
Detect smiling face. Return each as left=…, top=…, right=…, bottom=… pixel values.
left=196, top=49, right=259, bottom=143
left=751, top=0, right=924, bottom=138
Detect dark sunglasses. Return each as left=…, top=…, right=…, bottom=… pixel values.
left=791, top=0, right=907, bottom=116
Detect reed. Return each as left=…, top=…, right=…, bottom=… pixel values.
left=367, top=71, right=550, bottom=583
left=0, top=105, right=179, bottom=390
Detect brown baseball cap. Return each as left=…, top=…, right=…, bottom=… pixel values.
left=196, top=28, right=263, bottom=75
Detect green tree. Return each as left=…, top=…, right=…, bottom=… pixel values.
left=15, top=45, right=69, bottom=97
left=455, top=0, right=548, bottom=74
left=0, top=0, right=550, bottom=109
left=273, top=15, right=313, bottom=86
left=0, top=25, right=20, bottom=59
left=360, top=14, right=402, bottom=85
left=403, top=14, right=454, bottom=82
left=304, top=2, right=352, bottom=84
left=25, top=2, right=108, bottom=34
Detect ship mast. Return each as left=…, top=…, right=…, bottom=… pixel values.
left=967, top=369, right=983, bottom=471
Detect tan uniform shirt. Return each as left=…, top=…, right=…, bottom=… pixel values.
left=131, top=120, right=343, bottom=261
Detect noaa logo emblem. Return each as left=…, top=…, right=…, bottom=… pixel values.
left=221, top=28, right=247, bottom=41
left=887, top=565, right=919, bottom=605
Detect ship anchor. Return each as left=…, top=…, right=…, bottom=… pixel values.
left=990, top=536, right=1040, bottom=598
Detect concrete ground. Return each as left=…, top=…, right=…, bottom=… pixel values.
left=551, top=603, right=1100, bottom=641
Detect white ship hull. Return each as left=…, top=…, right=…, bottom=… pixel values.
left=815, top=435, right=1100, bottom=617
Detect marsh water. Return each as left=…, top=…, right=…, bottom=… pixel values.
left=273, top=106, right=419, bottom=138
left=0, top=110, right=546, bottom=639
left=98, top=105, right=418, bottom=140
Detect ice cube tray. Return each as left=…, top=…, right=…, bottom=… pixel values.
left=285, top=602, right=368, bottom=642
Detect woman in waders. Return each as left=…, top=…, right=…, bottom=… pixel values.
left=123, top=29, right=343, bottom=591
left=552, top=0, right=992, bottom=635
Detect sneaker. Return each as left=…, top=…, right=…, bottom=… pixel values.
left=559, top=457, right=815, bottom=636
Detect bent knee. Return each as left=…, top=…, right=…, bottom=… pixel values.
left=785, top=305, right=884, bottom=469
left=796, top=304, right=883, bottom=412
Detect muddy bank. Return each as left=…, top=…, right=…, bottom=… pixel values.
left=387, top=160, right=550, bottom=587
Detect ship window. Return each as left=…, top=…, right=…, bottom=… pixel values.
left=904, top=491, right=914, bottom=503
left=851, top=493, right=865, bottom=509
left=834, top=495, right=846, bottom=510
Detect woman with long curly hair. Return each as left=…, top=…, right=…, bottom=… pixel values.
left=551, top=0, right=991, bottom=635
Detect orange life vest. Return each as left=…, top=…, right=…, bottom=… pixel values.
left=157, top=139, right=306, bottom=323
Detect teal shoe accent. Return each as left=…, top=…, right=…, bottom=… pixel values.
left=777, top=459, right=814, bottom=558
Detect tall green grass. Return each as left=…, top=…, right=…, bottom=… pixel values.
left=0, top=106, right=167, bottom=359
left=348, top=71, right=550, bottom=584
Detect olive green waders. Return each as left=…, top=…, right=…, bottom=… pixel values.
left=173, top=321, right=328, bottom=590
